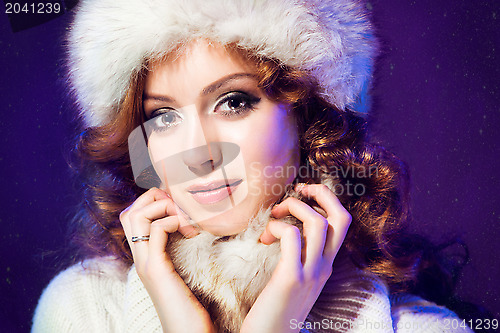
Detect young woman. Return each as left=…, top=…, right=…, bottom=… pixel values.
left=32, top=0, right=473, bottom=332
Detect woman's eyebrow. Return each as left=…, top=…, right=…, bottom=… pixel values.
left=143, top=94, right=174, bottom=103
left=202, top=73, right=257, bottom=95
left=143, top=73, right=257, bottom=103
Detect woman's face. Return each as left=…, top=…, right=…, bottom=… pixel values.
left=142, top=40, right=300, bottom=235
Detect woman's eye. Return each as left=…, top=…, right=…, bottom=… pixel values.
left=150, top=109, right=183, bottom=131
left=215, top=92, right=260, bottom=116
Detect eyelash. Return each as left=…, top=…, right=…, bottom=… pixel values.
left=147, top=91, right=261, bottom=132
left=149, top=109, right=182, bottom=132
left=214, top=91, right=261, bottom=117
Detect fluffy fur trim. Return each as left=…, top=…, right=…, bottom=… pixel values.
left=165, top=176, right=387, bottom=332
left=67, top=0, right=378, bottom=127
left=167, top=196, right=300, bottom=331
left=168, top=208, right=278, bottom=332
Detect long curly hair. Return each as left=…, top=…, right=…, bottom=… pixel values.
left=67, top=45, right=463, bottom=303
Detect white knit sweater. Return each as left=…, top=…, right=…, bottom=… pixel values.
left=31, top=256, right=472, bottom=333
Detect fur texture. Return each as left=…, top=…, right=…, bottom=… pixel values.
left=165, top=176, right=376, bottom=332
left=167, top=192, right=301, bottom=332
left=67, top=0, right=378, bottom=127
left=166, top=199, right=390, bottom=333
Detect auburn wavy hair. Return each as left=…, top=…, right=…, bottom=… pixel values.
left=68, top=45, right=460, bottom=298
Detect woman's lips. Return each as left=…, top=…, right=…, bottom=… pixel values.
left=187, top=179, right=242, bottom=205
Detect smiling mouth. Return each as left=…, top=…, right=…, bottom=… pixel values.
left=187, top=179, right=242, bottom=205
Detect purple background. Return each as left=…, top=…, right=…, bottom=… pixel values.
left=1, top=0, right=498, bottom=332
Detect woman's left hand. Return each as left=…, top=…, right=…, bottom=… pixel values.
left=240, top=183, right=351, bottom=333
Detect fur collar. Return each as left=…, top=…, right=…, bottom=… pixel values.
left=167, top=185, right=391, bottom=332
left=168, top=205, right=287, bottom=332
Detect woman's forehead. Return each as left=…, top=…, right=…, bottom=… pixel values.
left=144, top=40, right=258, bottom=96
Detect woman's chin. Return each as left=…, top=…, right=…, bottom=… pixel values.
left=194, top=216, right=250, bottom=236
left=177, top=194, right=265, bottom=236
left=189, top=204, right=260, bottom=236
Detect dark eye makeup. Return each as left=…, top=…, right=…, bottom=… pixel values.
left=144, top=89, right=261, bottom=132
left=148, top=108, right=183, bottom=132
left=214, top=91, right=261, bottom=117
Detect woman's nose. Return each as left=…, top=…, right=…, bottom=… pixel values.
left=182, top=142, right=223, bottom=176
left=178, top=106, right=223, bottom=176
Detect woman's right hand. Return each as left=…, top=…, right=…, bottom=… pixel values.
left=119, top=187, right=215, bottom=333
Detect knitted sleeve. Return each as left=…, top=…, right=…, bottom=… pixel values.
left=31, top=258, right=127, bottom=333
left=122, top=265, right=163, bottom=332
left=391, top=294, right=474, bottom=333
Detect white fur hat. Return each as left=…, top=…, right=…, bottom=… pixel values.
left=68, top=0, right=377, bottom=127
